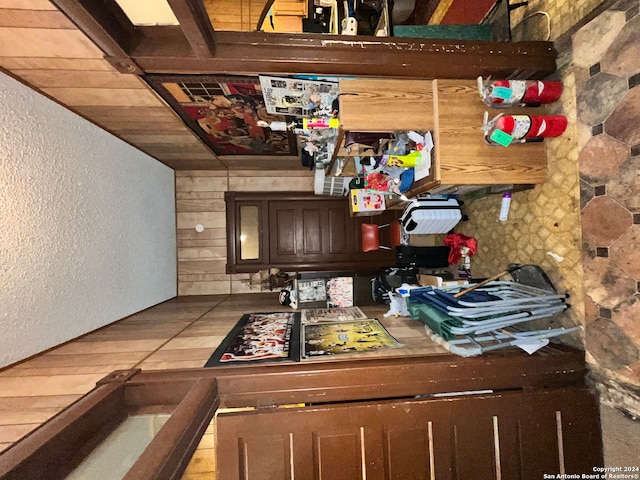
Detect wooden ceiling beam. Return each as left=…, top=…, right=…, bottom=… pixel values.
left=132, top=31, right=557, bottom=79
left=167, top=0, right=216, bottom=57
left=51, top=0, right=143, bottom=74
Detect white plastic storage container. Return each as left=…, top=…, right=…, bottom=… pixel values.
left=399, top=198, right=463, bottom=234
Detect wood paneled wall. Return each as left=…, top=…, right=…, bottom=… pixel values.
left=176, top=170, right=315, bottom=296
left=203, top=0, right=269, bottom=31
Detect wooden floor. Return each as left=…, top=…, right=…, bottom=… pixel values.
left=0, top=293, right=448, bottom=478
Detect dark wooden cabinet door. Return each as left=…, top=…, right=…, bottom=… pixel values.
left=216, top=387, right=603, bottom=480
left=268, top=200, right=355, bottom=264
left=268, top=199, right=394, bottom=269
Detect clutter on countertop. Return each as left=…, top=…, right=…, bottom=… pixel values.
left=334, top=129, right=433, bottom=201
left=259, top=75, right=339, bottom=118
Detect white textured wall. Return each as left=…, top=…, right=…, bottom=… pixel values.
left=0, top=72, right=177, bottom=369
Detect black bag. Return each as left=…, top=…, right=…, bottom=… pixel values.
left=300, top=150, right=315, bottom=170
left=361, top=0, right=385, bottom=12
left=395, top=245, right=451, bottom=268
left=349, top=177, right=366, bottom=189
left=371, top=273, right=392, bottom=304
left=371, top=267, right=419, bottom=304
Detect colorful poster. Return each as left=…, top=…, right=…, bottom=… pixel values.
left=204, top=312, right=301, bottom=366
left=326, top=277, right=354, bottom=307
left=145, top=75, right=297, bottom=156
left=303, top=319, right=402, bottom=358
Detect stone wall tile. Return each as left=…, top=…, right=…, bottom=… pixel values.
left=572, top=10, right=626, bottom=68
left=586, top=318, right=640, bottom=370
left=606, top=87, right=640, bottom=145
left=577, top=73, right=629, bottom=126
left=610, top=226, right=640, bottom=279
left=613, top=295, right=640, bottom=348
left=581, top=196, right=633, bottom=245
left=601, top=16, right=640, bottom=77
left=578, top=134, right=630, bottom=182
left=606, top=155, right=640, bottom=211
left=583, top=254, right=637, bottom=308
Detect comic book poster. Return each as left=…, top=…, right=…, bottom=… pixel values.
left=259, top=76, right=339, bottom=117
left=297, top=279, right=327, bottom=303
left=204, top=312, right=301, bottom=366
left=302, top=319, right=402, bottom=358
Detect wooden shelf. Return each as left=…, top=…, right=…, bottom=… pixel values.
left=325, top=129, right=388, bottom=177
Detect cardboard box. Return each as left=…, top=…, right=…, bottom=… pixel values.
left=409, top=234, right=437, bottom=246
left=349, top=189, right=386, bottom=216
left=418, top=275, right=469, bottom=288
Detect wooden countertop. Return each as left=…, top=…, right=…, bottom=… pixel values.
left=434, top=79, right=547, bottom=185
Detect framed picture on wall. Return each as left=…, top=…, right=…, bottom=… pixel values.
left=144, top=74, right=298, bottom=156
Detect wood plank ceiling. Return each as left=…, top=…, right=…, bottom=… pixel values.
left=0, top=0, right=225, bottom=170
left=0, top=0, right=559, bottom=171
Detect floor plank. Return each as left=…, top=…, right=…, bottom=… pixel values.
left=0, top=364, right=134, bottom=377
left=10, top=351, right=150, bottom=368
left=140, top=348, right=215, bottom=363
left=0, top=395, right=81, bottom=410
left=0, top=424, right=40, bottom=443
left=0, top=407, right=64, bottom=425
left=47, top=339, right=168, bottom=355
left=0, top=374, right=106, bottom=397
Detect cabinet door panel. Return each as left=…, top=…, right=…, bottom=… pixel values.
left=272, top=207, right=297, bottom=258
left=301, top=208, right=323, bottom=254
left=239, top=434, right=292, bottom=480
left=268, top=200, right=360, bottom=265
left=313, top=431, right=364, bottom=480
left=327, top=206, right=349, bottom=254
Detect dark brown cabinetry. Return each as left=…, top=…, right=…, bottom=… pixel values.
left=225, top=192, right=399, bottom=273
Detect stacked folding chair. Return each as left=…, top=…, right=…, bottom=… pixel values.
left=406, top=266, right=581, bottom=356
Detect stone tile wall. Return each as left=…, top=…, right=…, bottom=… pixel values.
left=571, top=0, right=640, bottom=410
